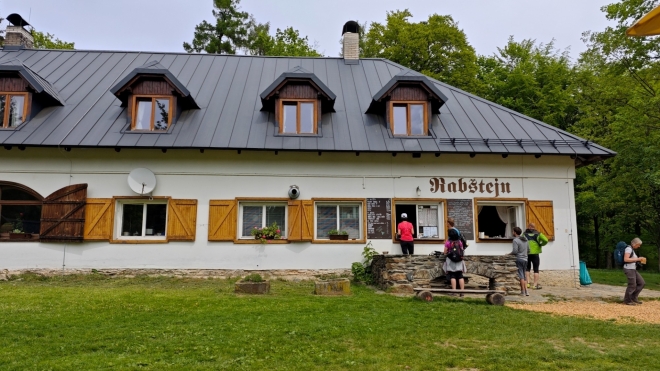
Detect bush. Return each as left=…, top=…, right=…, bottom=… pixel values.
left=242, top=274, right=264, bottom=283
left=351, top=242, right=377, bottom=284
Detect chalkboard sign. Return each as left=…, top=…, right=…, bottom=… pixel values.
left=367, top=198, right=392, bottom=239
left=447, top=199, right=474, bottom=240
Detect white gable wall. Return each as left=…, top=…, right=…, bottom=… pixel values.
left=0, top=148, right=578, bottom=271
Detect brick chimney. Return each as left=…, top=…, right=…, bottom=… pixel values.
left=342, top=21, right=360, bottom=65
left=4, top=14, right=34, bottom=49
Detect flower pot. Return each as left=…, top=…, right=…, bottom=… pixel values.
left=9, top=232, right=32, bottom=240
left=314, top=278, right=351, bottom=295
left=329, top=234, right=349, bottom=240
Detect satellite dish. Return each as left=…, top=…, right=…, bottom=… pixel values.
left=128, top=168, right=157, bottom=195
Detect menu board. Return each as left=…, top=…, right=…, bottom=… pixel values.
left=446, top=199, right=474, bottom=240
left=367, top=198, right=392, bottom=239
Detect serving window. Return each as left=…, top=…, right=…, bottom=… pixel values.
left=392, top=199, right=445, bottom=241
left=475, top=199, right=526, bottom=241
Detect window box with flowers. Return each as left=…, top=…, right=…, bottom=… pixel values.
left=251, top=222, right=282, bottom=244
left=328, top=229, right=349, bottom=240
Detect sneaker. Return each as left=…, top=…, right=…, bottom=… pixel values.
left=624, top=301, right=638, bottom=306
left=533, top=285, right=542, bottom=290
left=525, top=292, right=530, bottom=296
left=634, top=300, right=643, bottom=305
left=526, top=283, right=530, bottom=288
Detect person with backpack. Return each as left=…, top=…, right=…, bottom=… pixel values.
left=446, top=217, right=468, bottom=249
left=444, top=228, right=466, bottom=296
left=510, top=227, right=529, bottom=296
left=523, top=223, right=548, bottom=290
left=397, top=213, right=415, bottom=255
left=623, top=237, right=646, bottom=306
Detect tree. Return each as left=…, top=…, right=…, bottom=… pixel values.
left=361, top=10, right=479, bottom=93
left=477, top=38, right=578, bottom=130
left=32, top=31, right=75, bottom=49
left=252, top=26, right=320, bottom=57
left=183, top=0, right=251, bottom=54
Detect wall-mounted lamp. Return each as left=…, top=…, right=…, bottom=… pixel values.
left=416, top=186, right=421, bottom=196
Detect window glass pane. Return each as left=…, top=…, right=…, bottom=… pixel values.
left=0, top=185, right=40, bottom=201
left=282, top=103, right=297, bottom=133
left=393, top=105, right=407, bottom=135
left=417, top=205, right=439, bottom=238
left=316, top=205, right=337, bottom=238
left=122, top=204, right=144, bottom=237
left=242, top=206, right=263, bottom=237
left=339, top=206, right=360, bottom=239
left=410, top=104, right=424, bottom=135
left=8, top=95, right=25, bottom=127
left=266, top=206, right=286, bottom=236
left=299, top=102, right=314, bottom=133
left=145, top=204, right=167, bottom=236
left=154, top=99, right=170, bottom=131
left=135, top=100, right=152, bottom=130
left=0, top=205, right=41, bottom=234
left=0, top=95, right=5, bottom=127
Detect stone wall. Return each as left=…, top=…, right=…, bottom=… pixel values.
left=371, top=254, right=520, bottom=294
left=0, top=268, right=351, bottom=281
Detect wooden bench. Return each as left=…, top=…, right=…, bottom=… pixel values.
left=413, top=288, right=506, bottom=305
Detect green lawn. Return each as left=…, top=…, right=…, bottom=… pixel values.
left=589, top=269, right=660, bottom=291
left=1, top=274, right=660, bottom=370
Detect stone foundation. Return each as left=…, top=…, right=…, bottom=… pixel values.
left=535, top=269, right=580, bottom=288
left=0, top=268, right=350, bottom=281
left=371, top=255, right=520, bottom=293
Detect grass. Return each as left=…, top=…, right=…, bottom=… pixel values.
left=589, top=269, right=660, bottom=291
left=1, top=274, right=660, bottom=370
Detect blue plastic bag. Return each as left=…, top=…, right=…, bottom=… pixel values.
left=579, top=261, right=592, bottom=285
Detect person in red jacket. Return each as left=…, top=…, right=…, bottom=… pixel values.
left=397, top=213, right=415, bottom=255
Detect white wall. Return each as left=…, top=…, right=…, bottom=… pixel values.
left=0, top=148, right=578, bottom=270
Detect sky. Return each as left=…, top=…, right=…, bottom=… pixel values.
left=3, top=0, right=616, bottom=60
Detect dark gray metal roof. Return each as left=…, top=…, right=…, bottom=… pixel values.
left=0, top=58, right=65, bottom=105
left=0, top=49, right=615, bottom=164
left=109, top=60, right=199, bottom=109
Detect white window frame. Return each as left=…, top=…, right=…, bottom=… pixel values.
left=115, top=199, right=168, bottom=240
left=314, top=202, right=363, bottom=240
left=238, top=202, right=288, bottom=239
left=399, top=202, right=445, bottom=240
left=475, top=200, right=526, bottom=239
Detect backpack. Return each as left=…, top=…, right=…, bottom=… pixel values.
left=452, top=228, right=469, bottom=249
left=613, top=241, right=628, bottom=267
left=447, top=240, right=464, bottom=263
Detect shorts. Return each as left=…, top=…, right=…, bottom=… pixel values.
left=515, top=259, right=527, bottom=280
left=447, top=271, right=464, bottom=280
left=527, top=254, right=540, bottom=273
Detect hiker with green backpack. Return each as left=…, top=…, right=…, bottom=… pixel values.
left=523, top=223, right=549, bottom=290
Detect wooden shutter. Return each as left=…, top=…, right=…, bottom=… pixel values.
left=40, top=184, right=88, bottom=241
left=287, top=200, right=302, bottom=240
left=167, top=199, right=197, bottom=241
left=301, top=200, right=314, bottom=241
left=208, top=200, right=237, bottom=241
left=526, top=200, right=555, bottom=240
left=83, top=198, right=114, bottom=240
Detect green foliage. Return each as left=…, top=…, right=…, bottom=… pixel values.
left=327, top=229, right=348, bottom=236
left=351, top=242, right=378, bottom=284
left=12, top=212, right=23, bottom=233
left=2, top=276, right=660, bottom=369
left=250, top=222, right=281, bottom=243
left=242, top=273, right=264, bottom=282
left=32, top=30, right=75, bottom=50
left=184, top=0, right=319, bottom=56
left=361, top=10, right=479, bottom=93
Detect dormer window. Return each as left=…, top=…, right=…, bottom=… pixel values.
left=391, top=101, right=427, bottom=136
left=133, top=95, right=173, bottom=131
left=0, top=92, right=28, bottom=128
left=280, top=100, right=317, bottom=134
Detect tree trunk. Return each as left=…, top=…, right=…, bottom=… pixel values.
left=594, top=215, right=600, bottom=269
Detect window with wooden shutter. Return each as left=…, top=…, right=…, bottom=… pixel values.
left=40, top=184, right=87, bottom=241
left=301, top=200, right=314, bottom=241
left=167, top=199, right=197, bottom=241
left=526, top=200, right=554, bottom=241
left=83, top=198, right=114, bottom=240
left=287, top=200, right=302, bottom=240
left=208, top=200, right=237, bottom=241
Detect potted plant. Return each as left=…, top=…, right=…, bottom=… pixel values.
left=234, top=273, right=270, bottom=294
left=250, top=222, right=282, bottom=244
left=328, top=229, right=349, bottom=240
left=9, top=213, right=31, bottom=240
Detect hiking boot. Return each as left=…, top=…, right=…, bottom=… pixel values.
left=634, top=300, right=643, bottom=305
left=624, top=301, right=638, bottom=306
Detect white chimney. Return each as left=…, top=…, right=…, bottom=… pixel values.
left=342, top=21, right=360, bottom=64
left=4, top=14, right=34, bottom=49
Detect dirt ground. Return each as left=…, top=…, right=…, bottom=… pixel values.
left=504, top=283, right=660, bottom=324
